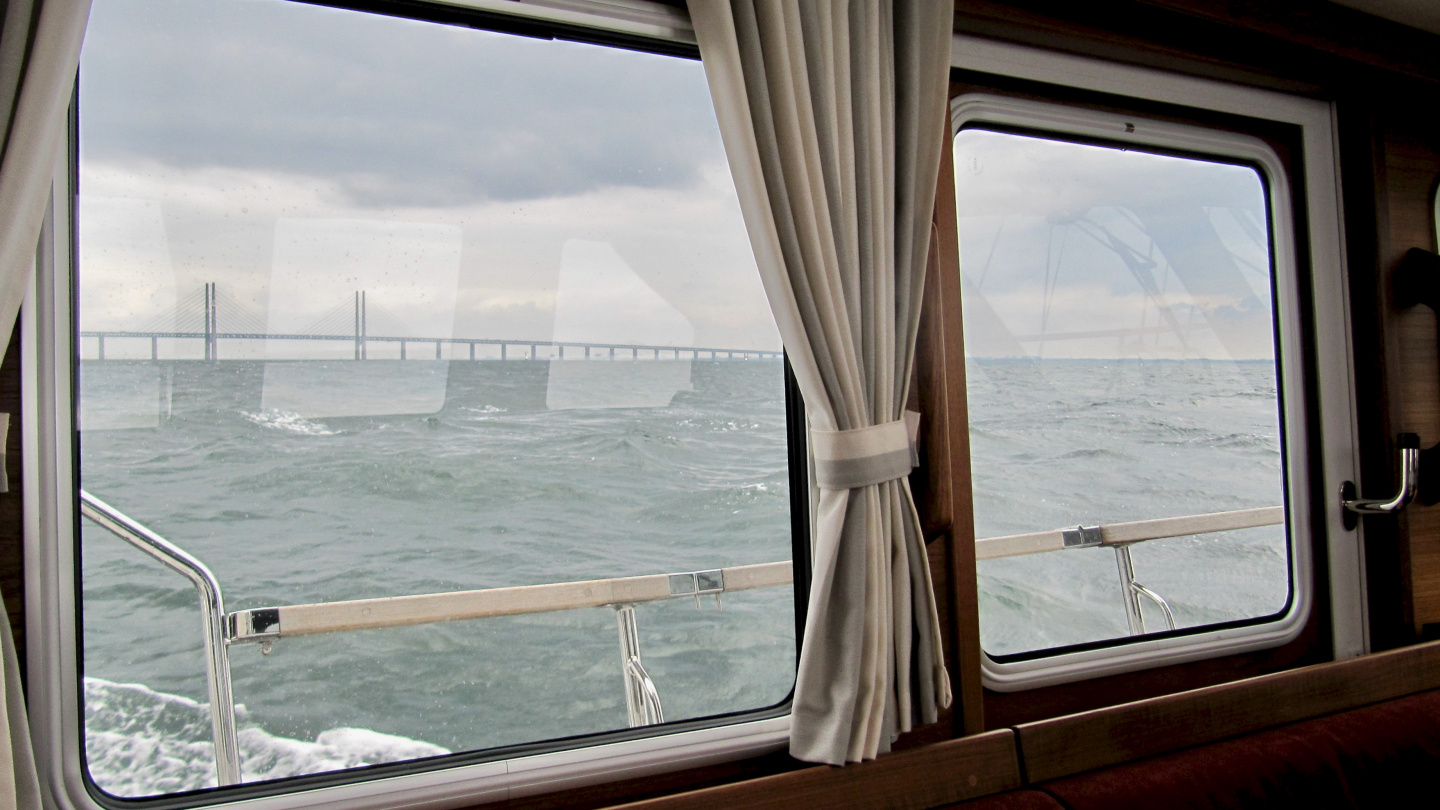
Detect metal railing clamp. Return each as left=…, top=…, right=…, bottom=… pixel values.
left=1061, top=525, right=1103, bottom=549
left=669, top=568, right=725, bottom=609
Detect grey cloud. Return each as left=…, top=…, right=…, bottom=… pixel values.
left=80, top=0, right=722, bottom=206
left=953, top=128, right=1267, bottom=217
left=953, top=129, right=1276, bottom=360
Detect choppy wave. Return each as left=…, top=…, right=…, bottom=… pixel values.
left=84, top=678, right=449, bottom=797
left=78, top=361, right=796, bottom=799
left=241, top=409, right=339, bottom=436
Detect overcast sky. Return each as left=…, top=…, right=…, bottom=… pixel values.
left=77, top=0, right=780, bottom=355
left=953, top=129, right=1276, bottom=361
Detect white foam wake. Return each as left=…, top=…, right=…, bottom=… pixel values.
left=84, top=678, right=449, bottom=797
left=241, top=409, right=339, bottom=436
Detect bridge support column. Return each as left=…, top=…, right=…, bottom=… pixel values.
left=436, top=341, right=442, bottom=360
left=152, top=337, right=158, bottom=361
left=401, top=341, right=406, bottom=360
left=97, top=336, right=105, bottom=361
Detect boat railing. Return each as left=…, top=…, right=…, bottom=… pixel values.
left=78, top=492, right=243, bottom=787
left=976, top=506, right=1285, bottom=635
left=78, top=490, right=1283, bottom=786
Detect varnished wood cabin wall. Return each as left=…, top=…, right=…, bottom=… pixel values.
left=1, top=322, right=23, bottom=675
left=1376, top=113, right=1440, bottom=637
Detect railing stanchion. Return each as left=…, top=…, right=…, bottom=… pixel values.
left=1114, top=545, right=1146, bottom=636
left=613, top=604, right=662, bottom=727
left=79, top=492, right=243, bottom=786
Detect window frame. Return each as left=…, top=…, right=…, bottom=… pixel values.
left=25, top=2, right=811, bottom=807
left=948, top=34, right=1364, bottom=689
left=953, top=93, right=1313, bottom=691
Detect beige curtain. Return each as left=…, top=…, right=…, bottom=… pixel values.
left=688, top=0, right=953, bottom=765
left=0, top=0, right=91, bottom=806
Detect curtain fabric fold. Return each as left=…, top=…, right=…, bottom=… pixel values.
left=0, top=1, right=91, bottom=806
left=687, top=0, right=953, bottom=765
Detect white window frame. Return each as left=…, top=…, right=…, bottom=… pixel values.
left=950, top=35, right=1363, bottom=690
left=23, top=2, right=796, bottom=808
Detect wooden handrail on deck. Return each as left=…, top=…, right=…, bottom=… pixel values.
left=230, top=506, right=1286, bottom=641
left=240, top=561, right=794, bottom=639
left=974, top=506, right=1285, bottom=561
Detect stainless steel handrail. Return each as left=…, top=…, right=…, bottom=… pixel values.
left=78, top=491, right=242, bottom=787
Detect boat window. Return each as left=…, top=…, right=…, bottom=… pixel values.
left=953, top=108, right=1301, bottom=675
left=73, top=0, right=797, bottom=800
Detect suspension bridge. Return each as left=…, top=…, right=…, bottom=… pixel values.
left=80, top=284, right=783, bottom=363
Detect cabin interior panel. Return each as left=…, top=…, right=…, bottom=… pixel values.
left=1, top=321, right=23, bottom=671
left=1379, top=113, right=1440, bottom=634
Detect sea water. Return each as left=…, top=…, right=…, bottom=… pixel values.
left=78, top=356, right=1288, bottom=796
left=79, top=359, right=796, bottom=796
left=968, top=359, right=1289, bottom=656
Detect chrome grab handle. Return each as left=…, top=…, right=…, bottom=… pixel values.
left=1342, top=433, right=1420, bottom=528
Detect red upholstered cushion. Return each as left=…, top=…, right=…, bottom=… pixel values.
left=1040, top=688, right=1440, bottom=809
left=935, top=789, right=1066, bottom=809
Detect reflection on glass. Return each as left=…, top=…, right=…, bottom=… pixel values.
left=954, top=128, right=1289, bottom=658
left=76, top=0, right=791, bottom=796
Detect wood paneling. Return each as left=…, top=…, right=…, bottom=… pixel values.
left=1015, top=639, right=1440, bottom=783
left=0, top=319, right=23, bottom=673
left=610, top=730, right=1020, bottom=810
left=1383, top=124, right=1440, bottom=629
left=913, top=110, right=985, bottom=737
left=952, top=0, right=1440, bottom=92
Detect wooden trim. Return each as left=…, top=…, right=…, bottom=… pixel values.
left=0, top=320, right=22, bottom=668
left=1015, top=639, right=1440, bottom=783
left=926, top=107, right=986, bottom=737
left=1131, top=0, right=1440, bottom=84
left=610, top=729, right=1020, bottom=810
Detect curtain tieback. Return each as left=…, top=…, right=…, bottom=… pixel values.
left=810, top=411, right=921, bottom=489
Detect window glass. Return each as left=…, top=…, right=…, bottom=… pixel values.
left=954, top=127, right=1289, bottom=658
left=77, top=0, right=794, bottom=797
